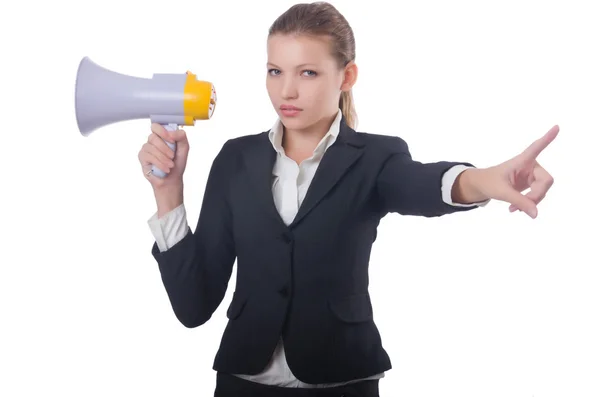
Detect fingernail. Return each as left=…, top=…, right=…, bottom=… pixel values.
left=531, top=209, right=538, bottom=218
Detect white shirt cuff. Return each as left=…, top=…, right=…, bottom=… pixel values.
left=441, top=165, right=490, bottom=207
left=147, top=203, right=190, bottom=252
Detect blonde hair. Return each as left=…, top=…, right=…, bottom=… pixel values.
left=268, top=1, right=358, bottom=129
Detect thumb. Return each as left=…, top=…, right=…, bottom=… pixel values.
left=170, top=129, right=189, bottom=146
left=502, top=188, right=538, bottom=218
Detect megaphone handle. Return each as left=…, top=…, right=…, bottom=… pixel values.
left=151, top=123, right=178, bottom=178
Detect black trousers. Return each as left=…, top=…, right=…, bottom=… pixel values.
left=214, top=372, right=380, bottom=397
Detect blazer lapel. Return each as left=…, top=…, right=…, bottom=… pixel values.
left=241, top=132, right=288, bottom=230
left=290, top=118, right=365, bottom=227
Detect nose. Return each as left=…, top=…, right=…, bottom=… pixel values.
left=281, top=76, right=298, bottom=100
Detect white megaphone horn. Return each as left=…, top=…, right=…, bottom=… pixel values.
left=74, top=56, right=217, bottom=178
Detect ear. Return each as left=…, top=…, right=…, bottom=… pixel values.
left=340, top=61, right=358, bottom=92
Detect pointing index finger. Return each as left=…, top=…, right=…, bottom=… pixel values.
left=522, top=125, right=559, bottom=160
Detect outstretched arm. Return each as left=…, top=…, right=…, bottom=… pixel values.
left=376, top=136, right=487, bottom=217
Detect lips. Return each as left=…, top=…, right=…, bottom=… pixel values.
left=280, top=105, right=302, bottom=111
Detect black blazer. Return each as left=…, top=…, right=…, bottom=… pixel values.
left=151, top=116, right=478, bottom=384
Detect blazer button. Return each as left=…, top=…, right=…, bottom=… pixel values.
left=278, top=285, right=289, bottom=296
left=280, top=232, right=293, bottom=243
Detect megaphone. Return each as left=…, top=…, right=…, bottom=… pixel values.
left=74, top=56, right=217, bottom=178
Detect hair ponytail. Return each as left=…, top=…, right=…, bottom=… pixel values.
left=339, top=90, right=357, bottom=130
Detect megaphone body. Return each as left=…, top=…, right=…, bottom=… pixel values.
left=75, top=56, right=217, bottom=178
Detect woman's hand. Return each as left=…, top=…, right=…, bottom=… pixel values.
left=466, top=125, right=559, bottom=218
left=138, top=123, right=190, bottom=190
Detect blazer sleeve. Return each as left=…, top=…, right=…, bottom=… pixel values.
left=150, top=139, right=237, bottom=328
left=376, top=136, right=481, bottom=217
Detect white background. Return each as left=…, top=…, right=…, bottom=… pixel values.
left=2, top=0, right=599, bottom=396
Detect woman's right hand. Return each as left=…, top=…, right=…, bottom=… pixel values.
left=138, top=123, right=190, bottom=191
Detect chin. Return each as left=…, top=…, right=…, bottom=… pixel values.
left=280, top=116, right=311, bottom=131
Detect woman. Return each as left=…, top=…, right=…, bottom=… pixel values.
left=138, top=2, right=557, bottom=396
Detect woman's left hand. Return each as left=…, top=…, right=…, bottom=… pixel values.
left=470, top=125, right=559, bottom=219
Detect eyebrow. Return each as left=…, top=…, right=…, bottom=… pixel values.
left=267, top=62, right=318, bottom=69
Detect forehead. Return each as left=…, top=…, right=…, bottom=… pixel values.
left=267, top=33, right=335, bottom=67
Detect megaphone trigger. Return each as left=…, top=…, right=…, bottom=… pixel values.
left=75, top=56, right=217, bottom=179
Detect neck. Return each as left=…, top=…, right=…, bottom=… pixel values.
left=282, top=112, right=338, bottom=155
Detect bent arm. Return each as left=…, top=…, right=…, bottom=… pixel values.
left=149, top=140, right=237, bottom=328
left=376, top=136, right=487, bottom=217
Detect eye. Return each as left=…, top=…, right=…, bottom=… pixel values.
left=302, top=70, right=317, bottom=77
left=268, top=68, right=280, bottom=76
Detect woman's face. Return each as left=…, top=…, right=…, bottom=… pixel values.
left=266, top=33, right=351, bottom=132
